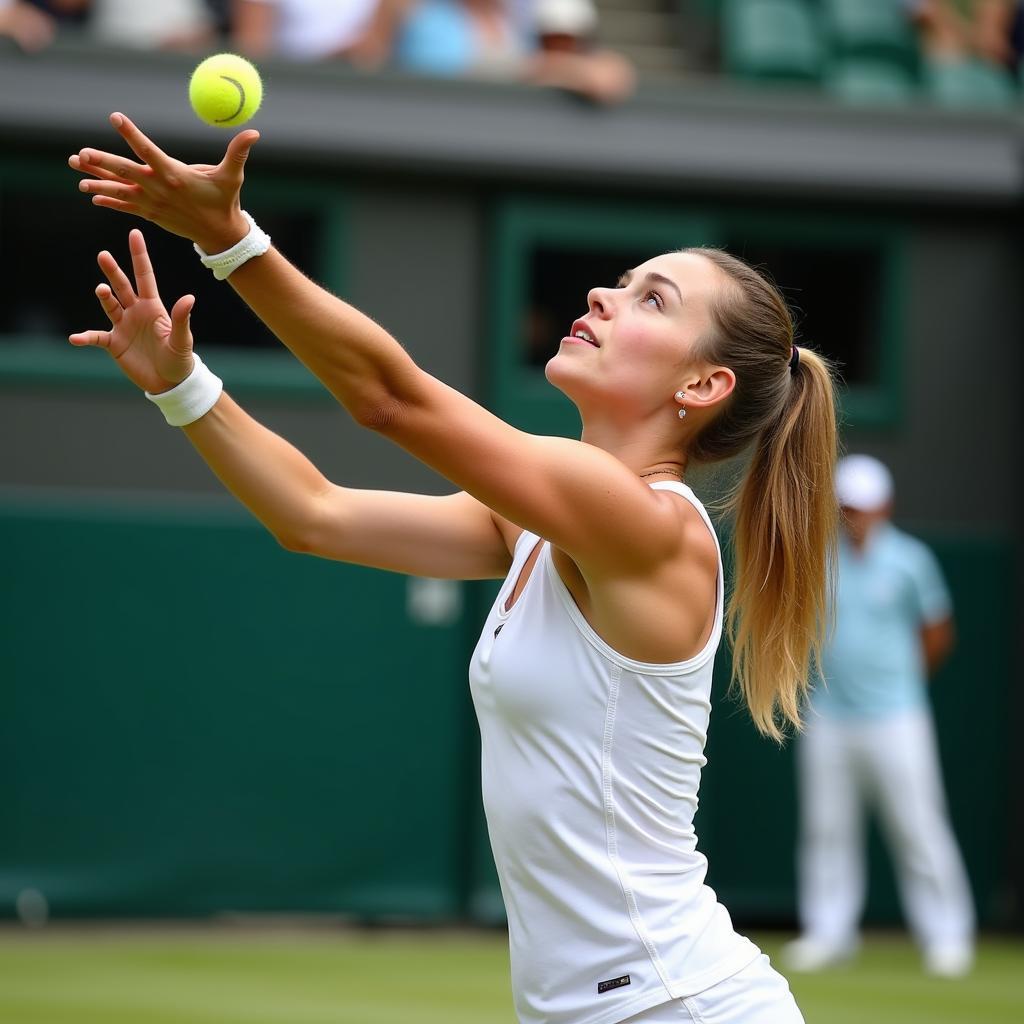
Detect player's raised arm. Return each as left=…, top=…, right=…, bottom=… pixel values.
left=70, top=114, right=692, bottom=575
left=69, top=229, right=511, bottom=581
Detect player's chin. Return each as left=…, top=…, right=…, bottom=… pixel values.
left=544, top=350, right=596, bottom=402
left=544, top=350, right=576, bottom=389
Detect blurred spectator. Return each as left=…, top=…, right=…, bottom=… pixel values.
left=396, top=0, right=524, bottom=77
left=3, top=0, right=216, bottom=51
left=907, top=0, right=1018, bottom=67
left=87, top=0, right=216, bottom=50
left=783, top=455, right=975, bottom=979
left=0, top=0, right=93, bottom=51
left=396, top=0, right=633, bottom=103
left=230, top=0, right=388, bottom=62
left=0, top=0, right=56, bottom=50
left=525, top=0, right=635, bottom=104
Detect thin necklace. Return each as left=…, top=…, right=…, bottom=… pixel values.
left=639, top=469, right=684, bottom=481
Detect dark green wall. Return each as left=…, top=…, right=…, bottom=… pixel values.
left=1, top=499, right=477, bottom=919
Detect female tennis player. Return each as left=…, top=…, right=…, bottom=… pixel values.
left=70, top=113, right=837, bottom=1024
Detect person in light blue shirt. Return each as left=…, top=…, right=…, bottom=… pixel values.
left=784, top=455, right=975, bottom=978
left=816, top=504, right=953, bottom=720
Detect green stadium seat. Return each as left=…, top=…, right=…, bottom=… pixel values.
left=925, top=58, right=1018, bottom=109
left=826, top=58, right=918, bottom=104
left=820, top=0, right=918, bottom=68
left=722, top=0, right=823, bottom=81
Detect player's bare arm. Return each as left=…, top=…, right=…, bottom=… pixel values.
left=69, top=229, right=511, bottom=581
left=71, top=114, right=687, bottom=577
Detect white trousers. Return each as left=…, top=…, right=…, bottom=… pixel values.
left=795, top=707, right=975, bottom=952
left=621, top=955, right=803, bottom=1023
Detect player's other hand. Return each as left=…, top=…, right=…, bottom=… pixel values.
left=69, top=112, right=259, bottom=254
left=69, top=229, right=196, bottom=395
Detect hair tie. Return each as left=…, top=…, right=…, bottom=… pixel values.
left=789, top=346, right=800, bottom=375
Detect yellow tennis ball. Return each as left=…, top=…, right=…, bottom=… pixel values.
left=189, top=53, right=263, bottom=128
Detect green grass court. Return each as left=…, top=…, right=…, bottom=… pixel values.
left=0, top=928, right=1021, bottom=1023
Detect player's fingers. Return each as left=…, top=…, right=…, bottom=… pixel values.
left=79, top=179, right=140, bottom=202
left=68, top=329, right=112, bottom=349
left=75, top=147, right=149, bottom=184
left=215, top=132, right=259, bottom=191
left=169, top=294, right=196, bottom=356
left=95, top=283, right=124, bottom=326
left=128, top=229, right=161, bottom=302
left=221, top=130, right=260, bottom=176
left=91, top=196, right=141, bottom=216
left=97, top=250, right=137, bottom=308
left=69, top=153, right=130, bottom=184
left=110, top=112, right=174, bottom=173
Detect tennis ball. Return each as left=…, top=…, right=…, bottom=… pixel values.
left=189, top=53, right=262, bottom=127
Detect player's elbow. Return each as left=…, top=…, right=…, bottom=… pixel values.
left=274, top=526, right=317, bottom=555
left=352, top=395, right=415, bottom=440
left=273, top=494, right=350, bottom=558
left=352, top=395, right=412, bottom=434
left=350, top=367, right=428, bottom=434
left=272, top=508, right=328, bottom=556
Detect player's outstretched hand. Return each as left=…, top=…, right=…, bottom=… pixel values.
left=69, top=112, right=259, bottom=253
left=69, top=229, right=197, bottom=395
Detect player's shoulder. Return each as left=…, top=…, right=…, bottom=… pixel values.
left=654, top=483, right=719, bottom=570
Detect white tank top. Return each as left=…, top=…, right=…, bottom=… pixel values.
left=468, top=481, right=760, bottom=1024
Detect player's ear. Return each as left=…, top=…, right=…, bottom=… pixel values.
left=682, top=366, right=735, bottom=411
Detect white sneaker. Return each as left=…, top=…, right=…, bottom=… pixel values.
left=781, top=936, right=856, bottom=972
left=924, top=945, right=973, bottom=978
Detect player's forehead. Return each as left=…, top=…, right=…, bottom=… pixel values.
left=620, top=251, right=724, bottom=299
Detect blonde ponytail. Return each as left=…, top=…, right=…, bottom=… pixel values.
left=726, top=348, right=838, bottom=741
left=682, top=248, right=839, bottom=742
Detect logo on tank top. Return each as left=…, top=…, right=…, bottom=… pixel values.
left=597, top=974, right=631, bottom=994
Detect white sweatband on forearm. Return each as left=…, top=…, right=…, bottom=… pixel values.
left=193, top=211, right=271, bottom=281
left=145, top=352, right=223, bottom=426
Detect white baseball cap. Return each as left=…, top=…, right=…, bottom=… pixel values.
left=534, top=0, right=598, bottom=36
left=834, top=454, right=894, bottom=511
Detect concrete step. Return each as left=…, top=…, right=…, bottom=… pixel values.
left=594, top=0, right=669, bottom=13
left=611, top=40, right=690, bottom=74
left=597, top=9, right=681, bottom=48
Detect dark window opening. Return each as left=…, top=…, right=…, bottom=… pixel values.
left=0, top=189, right=322, bottom=350
left=722, top=238, right=885, bottom=387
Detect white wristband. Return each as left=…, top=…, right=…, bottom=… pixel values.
left=193, top=211, right=271, bottom=281
left=145, top=352, right=223, bottom=426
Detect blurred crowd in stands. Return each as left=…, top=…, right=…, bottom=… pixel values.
left=1, top=1, right=1022, bottom=107
left=0, top=0, right=635, bottom=103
